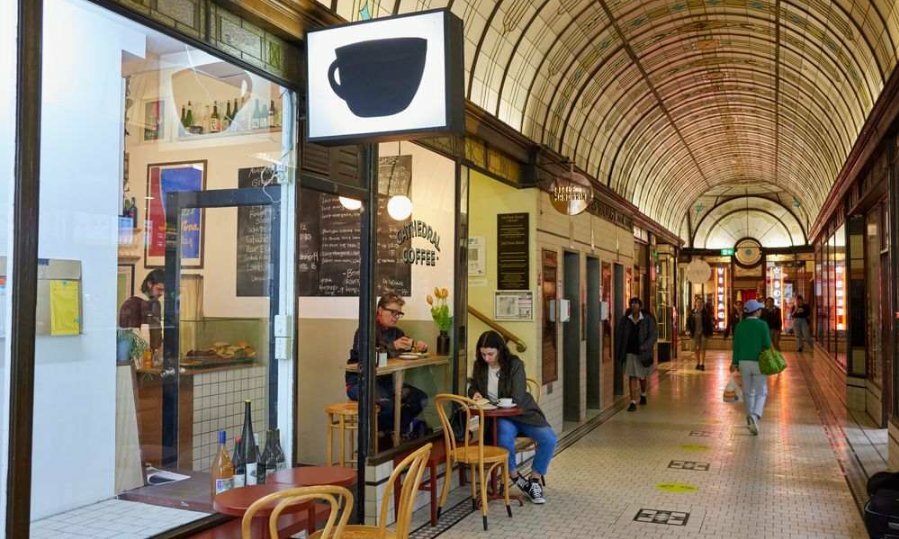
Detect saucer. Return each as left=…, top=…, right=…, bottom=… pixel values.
left=398, top=353, right=423, bottom=360
left=496, top=402, right=516, bottom=408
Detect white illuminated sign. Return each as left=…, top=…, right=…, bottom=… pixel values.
left=306, top=10, right=464, bottom=144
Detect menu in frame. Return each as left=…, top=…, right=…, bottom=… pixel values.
left=497, top=213, right=529, bottom=290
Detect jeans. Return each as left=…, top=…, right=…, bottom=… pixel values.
left=346, top=383, right=428, bottom=433
left=497, top=418, right=557, bottom=475
left=738, top=361, right=768, bottom=419
left=793, top=318, right=812, bottom=350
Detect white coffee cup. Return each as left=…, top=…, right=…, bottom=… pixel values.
left=498, top=398, right=514, bottom=407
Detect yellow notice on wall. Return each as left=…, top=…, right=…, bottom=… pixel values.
left=656, top=482, right=698, bottom=493
left=50, top=279, right=81, bottom=336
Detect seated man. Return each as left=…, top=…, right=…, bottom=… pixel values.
left=345, top=292, right=429, bottom=439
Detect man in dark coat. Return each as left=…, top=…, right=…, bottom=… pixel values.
left=615, top=297, right=658, bottom=412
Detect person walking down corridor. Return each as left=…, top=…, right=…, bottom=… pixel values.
left=731, top=299, right=772, bottom=435
left=615, top=297, right=658, bottom=412
left=791, top=295, right=813, bottom=352
left=687, top=296, right=714, bottom=370
left=762, top=297, right=783, bottom=350
left=723, top=300, right=743, bottom=339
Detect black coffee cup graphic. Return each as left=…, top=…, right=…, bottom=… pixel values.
left=328, top=37, right=428, bottom=118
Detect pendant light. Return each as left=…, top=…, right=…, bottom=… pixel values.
left=386, top=140, right=413, bottom=220
left=338, top=196, right=362, bottom=210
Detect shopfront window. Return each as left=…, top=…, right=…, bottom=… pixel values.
left=0, top=0, right=17, bottom=527
left=31, top=0, right=296, bottom=533
left=297, top=140, right=457, bottom=462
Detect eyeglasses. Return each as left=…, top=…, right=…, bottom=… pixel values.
left=381, top=307, right=405, bottom=319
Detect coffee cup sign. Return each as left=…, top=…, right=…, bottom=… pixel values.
left=550, top=170, right=593, bottom=216
left=328, top=38, right=428, bottom=117
left=306, top=9, right=464, bottom=144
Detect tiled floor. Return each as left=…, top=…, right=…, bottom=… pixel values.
left=429, top=350, right=868, bottom=538
left=30, top=499, right=207, bottom=538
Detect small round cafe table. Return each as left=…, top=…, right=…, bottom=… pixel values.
left=269, top=466, right=357, bottom=488
left=213, top=484, right=315, bottom=538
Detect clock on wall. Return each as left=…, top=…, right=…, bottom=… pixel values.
left=734, top=239, right=762, bottom=266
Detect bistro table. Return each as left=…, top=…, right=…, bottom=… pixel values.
left=269, top=465, right=357, bottom=488
left=213, top=484, right=316, bottom=538
left=482, top=405, right=524, bottom=503
left=346, top=355, right=449, bottom=446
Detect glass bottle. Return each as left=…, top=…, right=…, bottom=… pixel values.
left=223, top=100, right=232, bottom=130
left=210, top=430, right=234, bottom=496
left=184, top=101, right=194, bottom=132
left=241, top=401, right=259, bottom=485
left=268, top=99, right=277, bottom=128
left=232, top=435, right=245, bottom=488
left=251, top=99, right=261, bottom=130
left=209, top=101, right=220, bottom=133
left=272, top=428, right=286, bottom=471
left=260, top=430, right=274, bottom=482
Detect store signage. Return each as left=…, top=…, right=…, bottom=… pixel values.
left=685, top=259, right=711, bottom=283
left=306, top=9, right=465, bottom=144
left=497, top=213, right=529, bottom=290
left=550, top=170, right=593, bottom=216
left=396, top=219, right=441, bottom=266
left=720, top=248, right=734, bottom=256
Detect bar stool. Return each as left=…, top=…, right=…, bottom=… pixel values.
left=324, top=402, right=378, bottom=467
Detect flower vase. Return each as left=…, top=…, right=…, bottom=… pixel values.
left=436, top=330, right=450, bottom=355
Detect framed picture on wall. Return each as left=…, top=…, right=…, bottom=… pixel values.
left=143, top=99, right=165, bottom=141
left=117, top=264, right=135, bottom=308
left=144, top=161, right=206, bottom=268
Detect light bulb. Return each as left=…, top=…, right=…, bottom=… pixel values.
left=338, top=196, right=362, bottom=210
left=387, top=195, right=413, bottom=220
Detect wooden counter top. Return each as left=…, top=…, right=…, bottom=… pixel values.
left=137, top=360, right=257, bottom=377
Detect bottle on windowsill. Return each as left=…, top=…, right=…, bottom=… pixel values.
left=232, top=435, right=245, bottom=488
left=241, top=400, right=259, bottom=485
left=210, top=430, right=234, bottom=496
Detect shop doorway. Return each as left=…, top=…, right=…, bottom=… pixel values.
left=601, top=262, right=614, bottom=406
left=586, top=257, right=601, bottom=410
left=613, top=263, right=625, bottom=396
left=880, top=251, right=892, bottom=426
left=563, top=251, right=581, bottom=422
left=162, top=186, right=281, bottom=467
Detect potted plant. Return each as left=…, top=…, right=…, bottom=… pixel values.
left=426, top=287, right=452, bottom=355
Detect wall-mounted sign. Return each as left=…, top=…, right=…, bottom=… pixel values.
left=497, top=213, right=529, bottom=290
left=396, top=219, right=441, bottom=266
left=720, top=248, right=734, bottom=256
left=549, top=169, right=593, bottom=216
left=306, top=9, right=464, bottom=145
left=495, top=291, right=533, bottom=320
left=468, top=236, right=485, bottom=276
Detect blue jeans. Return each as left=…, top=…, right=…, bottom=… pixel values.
left=793, top=318, right=812, bottom=350
left=497, top=418, right=557, bottom=475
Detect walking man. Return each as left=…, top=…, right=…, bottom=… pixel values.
left=615, top=297, right=658, bottom=412
left=791, top=295, right=813, bottom=352
left=762, top=297, right=783, bottom=350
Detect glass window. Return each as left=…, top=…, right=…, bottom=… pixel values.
left=32, top=0, right=297, bottom=533
left=833, top=224, right=847, bottom=368
left=866, top=208, right=883, bottom=386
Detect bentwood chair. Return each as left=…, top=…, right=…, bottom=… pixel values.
left=310, top=443, right=432, bottom=539
left=241, top=485, right=353, bottom=539
left=517, top=378, right=546, bottom=486
left=435, top=394, right=512, bottom=531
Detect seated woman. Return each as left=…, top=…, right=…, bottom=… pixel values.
left=467, top=330, right=557, bottom=504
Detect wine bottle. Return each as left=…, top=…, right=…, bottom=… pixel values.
left=260, top=431, right=274, bottom=482
left=251, top=99, right=261, bottom=130
left=185, top=102, right=194, bottom=132
left=232, top=435, right=245, bottom=488
left=260, top=102, right=270, bottom=129
left=272, top=428, right=286, bottom=471
left=268, top=100, right=277, bottom=129
left=223, top=101, right=232, bottom=130
left=234, top=98, right=242, bottom=130
left=241, top=401, right=259, bottom=485
left=180, top=105, right=187, bottom=129
left=211, top=430, right=234, bottom=496
left=209, top=101, right=220, bottom=133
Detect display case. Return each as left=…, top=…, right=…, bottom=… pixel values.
left=178, top=317, right=269, bottom=369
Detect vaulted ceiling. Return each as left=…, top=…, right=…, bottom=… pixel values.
left=320, top=0, right=899, bottom=243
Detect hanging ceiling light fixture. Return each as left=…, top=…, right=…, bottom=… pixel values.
left=338, top=196, right=362, bottom=210
left=387, top=194, right=413, bottom=220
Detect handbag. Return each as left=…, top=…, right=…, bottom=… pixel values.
left=722, top=376, right=740, bottom=402
left=758, top=348, right=787, bottom=375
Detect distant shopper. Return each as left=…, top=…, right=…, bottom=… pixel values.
left=468, top=330, right=556, bottom=504
left=615, top=297, right=658, bottom=412
left=686, top=296, right=713, bottom=370
left=791, top=295, right=812, bottom=352
left=762, top=297, right=783, bottom=350
left=731, top=299, right=772, bottom=435
left=723, top=300, right=743, bottom=339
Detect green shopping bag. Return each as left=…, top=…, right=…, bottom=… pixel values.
left=759, top=348, right=787, bottom=375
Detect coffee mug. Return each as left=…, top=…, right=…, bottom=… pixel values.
left=498, top=398, right=514, bottom=406
left=328, top=37, right=428, bottom=117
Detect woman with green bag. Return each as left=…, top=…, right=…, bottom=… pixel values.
left=730, top=299, right=772, bottom=435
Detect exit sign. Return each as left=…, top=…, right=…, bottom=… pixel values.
left=721, top=248, right=734, bottom=256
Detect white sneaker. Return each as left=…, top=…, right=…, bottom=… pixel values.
left=748, top=415, right=759, bottom=435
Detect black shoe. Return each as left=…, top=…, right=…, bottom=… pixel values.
left=639, top=395, right=647, bottom=405
left=513, top=474, right=529, bottom=494
left=627, top=402, right=637, bottom=412
left=695, top=362, right=701, bottom=369
left=699, top=364, right=705, bottom=371
left=797, top=348, right=803, bottom=353
left=521, top=478, right=545, bottom=504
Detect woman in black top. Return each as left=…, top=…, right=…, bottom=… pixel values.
left=468, top=331, right=556, bottom=504
left=686, top=296, right=714, bottom=370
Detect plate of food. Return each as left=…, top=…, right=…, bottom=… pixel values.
left=398, top=352, right=426, bottom=360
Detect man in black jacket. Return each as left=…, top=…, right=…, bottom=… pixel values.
left=615, top=298, right=658, bottom=412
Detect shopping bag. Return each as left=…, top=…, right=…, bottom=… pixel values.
left=759, top=348, right=787, bottom=375
left=723, top=377, right=740, bottom=403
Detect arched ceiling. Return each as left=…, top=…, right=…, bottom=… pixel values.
left=321, top=0, right=899, bottom=240
left=691, top=195, right=806, bottom=248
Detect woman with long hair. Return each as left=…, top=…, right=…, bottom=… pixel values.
left=468, top=330, right=557, bottom=504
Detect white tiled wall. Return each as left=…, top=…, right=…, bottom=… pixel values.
left=191, top=365, right=268, bottom=471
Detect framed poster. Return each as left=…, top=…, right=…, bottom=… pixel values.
left=117, top=264, right=135, bottom=308
left=145, top=161, right=206, bottom=268
left=143, top=99, right=165, bottom=141
left=495, top=290, right=533, bottom=320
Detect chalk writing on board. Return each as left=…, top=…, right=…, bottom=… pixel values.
left=237, top=167, right=273, bottom=297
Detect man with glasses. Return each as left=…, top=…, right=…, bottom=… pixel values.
left=345, top=292, right=429, bottom=443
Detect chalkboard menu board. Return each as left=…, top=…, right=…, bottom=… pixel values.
left=236, top=167, right=273, bottom=297
left=299, top=190, right=411, bottom=297
left=497, top=213, right=529, bottom=290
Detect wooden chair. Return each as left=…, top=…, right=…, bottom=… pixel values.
left=516, top=378, right=546, bottom=486
left=435, top=394, right=512, bottom=531
left=310, top=443, right=432, bottom=539
left=325, top=402, right=378, bottom=467
left=241, top=485, right=353, bottom=539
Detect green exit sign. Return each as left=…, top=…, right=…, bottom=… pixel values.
left=721, top=248, right=734, bottom=256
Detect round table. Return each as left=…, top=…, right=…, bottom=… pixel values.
left=269, top=466, right=357, bottom=488
left=214, top=484, right=316, bottom=539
